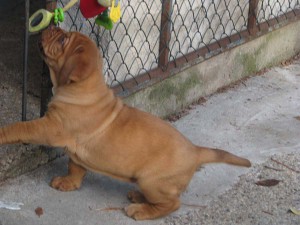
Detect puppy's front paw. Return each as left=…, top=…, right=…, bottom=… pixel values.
left=50, top=176, right=80, bottom=191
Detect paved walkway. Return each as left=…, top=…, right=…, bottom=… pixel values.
left=0, top=59, right=299, bottom=225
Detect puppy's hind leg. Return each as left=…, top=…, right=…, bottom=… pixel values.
left=127, top=190, right=146, bottom=203
left=125, top=179, right=181, bottom=220
left=51, top=159, right=86, bottom=191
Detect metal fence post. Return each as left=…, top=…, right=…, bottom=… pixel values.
left=247, top=0, right=259, bottom=35
left=158, top=0, right=173, bottom=71
left=22, top=0, right=30, bottom=121
left=40, top=0, right=57, bottom=117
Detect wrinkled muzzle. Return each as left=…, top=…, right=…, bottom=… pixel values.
left=38, top=25, right=63, bottom=57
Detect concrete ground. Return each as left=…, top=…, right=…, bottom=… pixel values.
left=0, top=0, right=51, bottom=180
left=0, top=58, right=299, bottom=225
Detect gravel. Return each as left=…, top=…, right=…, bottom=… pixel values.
left=164, top=153, right=300, bottom=225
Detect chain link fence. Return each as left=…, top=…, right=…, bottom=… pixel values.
left=56, top=0, right=300, bottom=96
left=258, top=0, right=299, bottom=23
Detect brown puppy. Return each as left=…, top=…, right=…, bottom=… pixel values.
left=0, top=27, right=251, bottom=220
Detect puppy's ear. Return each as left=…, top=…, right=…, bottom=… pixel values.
left=57, top=46, right=92, bottom=86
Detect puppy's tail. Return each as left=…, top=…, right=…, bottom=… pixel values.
left=195, top=146, right=251, bottom=167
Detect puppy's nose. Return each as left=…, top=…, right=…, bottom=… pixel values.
left=49, top=24, right=56, bottom=31
left=41, top=25, right=60, bottom=40
left=49, top=25, right=62, bottom=32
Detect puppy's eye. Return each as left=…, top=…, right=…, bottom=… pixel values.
left=57, top=35, right=65, bottom=46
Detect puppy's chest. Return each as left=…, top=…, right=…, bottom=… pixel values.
left=66, top=141, right=90, bottom=160
left=66, top=145, right=96, bottom=170
left=65, top=140, right=107, bottom=171
left=66, top=140, right=129, bottom=176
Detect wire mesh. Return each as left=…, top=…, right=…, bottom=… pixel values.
left=257, top=0, right=300, bottom=23
left=56, top=0, right=300, bottom=95
left=169, top=0, right=249, bottom=61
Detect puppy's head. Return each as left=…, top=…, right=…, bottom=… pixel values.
left=39, top=26, right=101, bottom=88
